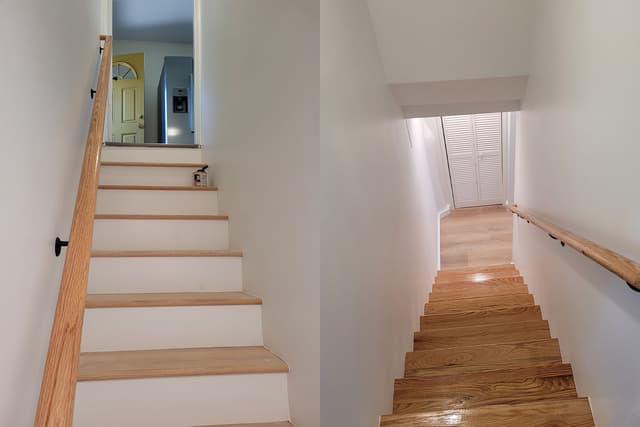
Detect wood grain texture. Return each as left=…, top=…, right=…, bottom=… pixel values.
left=101, top=161, right=207, bottom=168
left=437, top=264, right=517, bottom=277
left=393, top=374, right=576, bottom=414
left=91, top=250, right=243, bottom=258
left=381, top=398, right=594, bottom=426
left=440, top=206, right=513, bottom=269
left=435, top=270, right=521, bottom=285
left=508, top=204, right=640, bottom=289
left=197, top=423, right=292, bottom=427
left=421, top=306, right=543, bottom=330
left=414, top=320, right=551, bottom=351
left=98, top=184, right=218, bottom=191
left=429, top=284, right=529, bottom=302
left=405, top=340, right=562, bottom=377
left=382, top=264, right=594, bottom=425
left=395, top=363, right=574, bottom=389
left=78, top=347, right=288, bottom=381
left=86, top=292, right=262, bottom=308
left=95, top=214, right=228, bottom=220
left=34, top=35, right=112, bottom=427
left=425, top=294, right=534, bottom=315
left=432, top=276, right=524, bottom=291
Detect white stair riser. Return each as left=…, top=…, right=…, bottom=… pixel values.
left=100, top=166, right=202, bottom=186
left=81, top=306, right=263, bottom=351
left=92, top=219, right=229, bottom=251
left=74, top=373, right=290, bottom=427
left=101, top=146, right=203, bottom=163
left=89, top=257, right=243, bottom=293
left=97, top=189, right=218, bottom=215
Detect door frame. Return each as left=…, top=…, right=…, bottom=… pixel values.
left=101, top=0, right=201, bottom=145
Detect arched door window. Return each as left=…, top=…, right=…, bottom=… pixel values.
left=112, top=62, right=138, bottom=81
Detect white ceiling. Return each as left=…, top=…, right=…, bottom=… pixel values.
left=113, top=0, right=194, bottom=44
left=367, top=0, right=535, bottom=83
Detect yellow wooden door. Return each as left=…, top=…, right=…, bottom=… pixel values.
left=112, top=54, right=145, bottom=143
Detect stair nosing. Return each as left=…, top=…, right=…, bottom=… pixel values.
left=394, top=363, right=574, bottom=388
left=98, top=184, right=218, bottom=191
left=407, top=338, right=560, bottom=356
left=381, top=397, right=593, bottom=424
left=85, top=291, right=262, bottom=309
left=78, top=346, right=289, bottom=381
left=94, top=214, right=229, bottom=221
left=101, top=161, right=207, bottom=168
left=437, top=263, right=517, bottom=274
left=416, top=319, right=549, bottom=335
left=91, top=250, right=243, bottom=258
left=421, top=305, right=541, bottom=320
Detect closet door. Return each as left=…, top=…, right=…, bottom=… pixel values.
left=443, top=113, right=504, bottom=208
left=473, top=113, right=504, bottom=204
left=442, top=115, right=479, bottom=207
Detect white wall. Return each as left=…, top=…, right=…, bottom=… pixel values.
left=320, top=0, right=441, bottom=425
left=513, top=1, right=640, bottom=425
left=366, top=0, right=535, bottom=84
left=113, top=40, right=193, bottom=143
left=0, top=0, right=103, bottom=424
left=408, top=118, right=453, bottom=214
left=198, top=1, right=319, bottom=426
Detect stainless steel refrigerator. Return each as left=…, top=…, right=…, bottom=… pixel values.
left=158, top=56, right=194, bottom=145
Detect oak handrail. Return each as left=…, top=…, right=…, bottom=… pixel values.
left=506, top=204, right=640, bottom=291
left=34, top=35, right=112, bottom=426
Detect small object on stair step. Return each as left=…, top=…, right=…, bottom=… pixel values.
left=193, top=165, right=209, bottom=187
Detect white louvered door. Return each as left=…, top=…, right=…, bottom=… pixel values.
left=442, top=113, right=504, bottom=208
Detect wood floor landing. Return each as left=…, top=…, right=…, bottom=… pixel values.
left=440, top=205, right=512, bottom=269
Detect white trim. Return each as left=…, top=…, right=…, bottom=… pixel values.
left=102, top=0, right=113, bottom=141
left=436, top=205, right=451, bottom=270
left=505, top=111, right=518, bottom=204
left=439, top=205, right=451, bottom=220
left=431, top=118, right=455, bottom=209
left=193, top=0, right=203, bottom=146
left=455, top=199, right=505, bottom=209
left=501, top=112, right=508, bottom=204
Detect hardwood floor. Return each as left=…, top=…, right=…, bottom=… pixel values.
left=440, top=205, right=513, bottom=269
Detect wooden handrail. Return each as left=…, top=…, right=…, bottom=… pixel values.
left=34, top=35, right=112, bottom=427
left=506, top=204, right=640, bottom=291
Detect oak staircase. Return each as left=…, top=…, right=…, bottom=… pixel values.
left=381, top=264, right=595, bottom=426
left=73, top=146, right=291, bottom=426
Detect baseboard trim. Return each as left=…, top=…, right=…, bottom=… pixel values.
left=436, top=205, right=451, bottom=270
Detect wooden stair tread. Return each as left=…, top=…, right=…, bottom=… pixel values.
left=436, top=271, right=522, bottom=285
left=414, top=320, right=550, bottom=350
left=395, top=363, right=574, bottom=388
left=78, top=346, right=288, bottom=381
left=101, top=161, right=208, bottom=168
left=92, top=250, right=243, bottom=258
left=393, top=374, right=576, bottom=414
left=432, top=276, right=526, bottom=288
left=95, top=214, right=229, bottom=220
left=381, top=398, right=594, bottom=426
left=437, top=264, right=517, bottom=276
left=98, top=184, right=218, bottom=191
left=86, top=292, right=262, bottom=308
left=197, top=423, right=292, bottom=427
left=405, top=339, right=562, bottom=377
left=429, top=285, right=529, bottom=302
left=425, top=295, right=534, bottom=315
left=421, top=306, right=542, bottom=330
left=432, top=276, right=525, bottom=290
